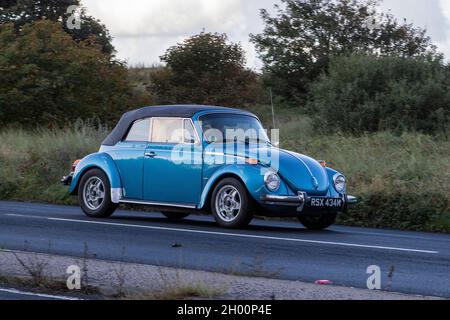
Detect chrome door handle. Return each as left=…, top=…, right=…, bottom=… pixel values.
left=145, top=151, right=157, bottom=158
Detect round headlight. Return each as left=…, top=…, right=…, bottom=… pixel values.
left=264, top=171, right=281, bottom=192
left=334, top=175, right=346, bottom=193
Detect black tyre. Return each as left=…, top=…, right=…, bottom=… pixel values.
left=162, top=212, right=190, bottom=221
left=211, top=178, right=253, bottom=229
left=78, top=169, right=118, bottom=218
left=298, top=214, right=337, bottom=230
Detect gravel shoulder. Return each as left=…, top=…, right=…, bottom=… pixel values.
left=0, top=250, right=443, bottom=300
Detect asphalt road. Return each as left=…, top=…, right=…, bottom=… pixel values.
left=0, top=201, right=449, bottom=298
left=0, top=288, right=77, bottom=300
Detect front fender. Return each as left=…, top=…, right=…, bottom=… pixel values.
left=325, top=167, right=345, bottom=197
left=199, top=164, right=291, bottom=209
left=69, top=153, right=122, bottom=203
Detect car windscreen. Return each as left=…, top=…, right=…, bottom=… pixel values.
left=199, top=114, right=270, bottom=144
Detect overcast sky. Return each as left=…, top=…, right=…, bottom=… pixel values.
left=82, top=0, right=450, bottom=69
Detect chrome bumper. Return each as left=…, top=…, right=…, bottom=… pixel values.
left=61, top=174, right=73, bottom=186
left=260, top=192, right=358, bottom=211
left=346, top=195, right=358, bottom=206
left=260, top=192, right=308, bottom=211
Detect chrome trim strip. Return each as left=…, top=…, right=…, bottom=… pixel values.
left=260, top=195, right=301, bottom=203
left=204, top=152, right=249, bottom=162
left=188, top=118, right=202, bottom=145
left=119, top=199, right=197, bottom=209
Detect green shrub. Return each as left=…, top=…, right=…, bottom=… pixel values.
left=0, top=20, right=132, bottom=127
left=308, top=55, right=450, bottom=134
left=150, top=32, right=265, bottom=106
left=339, top=192, right=449, bottom=232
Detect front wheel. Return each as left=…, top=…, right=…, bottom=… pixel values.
left=78, top=169, right=118, bottom=218
left=211, top=178, right=253, bottom=229
left=298, top=214, right=337, bottom=230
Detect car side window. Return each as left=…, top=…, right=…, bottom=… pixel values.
left=151, top=118, right=183, bottom=144
left=125, top=118, right=151, bottom=142
left=184, top=119, right=198, bottom=144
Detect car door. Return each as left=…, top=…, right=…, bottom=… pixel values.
left=109, top=118, right=151, bottom=200
left=143, top=118, right=202, bottom=206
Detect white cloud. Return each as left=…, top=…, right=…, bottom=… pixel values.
left=84, top=0, right=245, bottom=36
left=81, top=0, right=274, bottom=68
left=81, top=0, right=450, bottom=67
left=438, top=0, right=450, bottom=59
left=382, top=0, right=450, bottom=59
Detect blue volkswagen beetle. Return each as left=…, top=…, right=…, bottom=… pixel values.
left=63, top=105, right=357, bottom=230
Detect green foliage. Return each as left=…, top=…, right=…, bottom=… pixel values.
left=127, top=65, right=159, bottom=107
left=0, top=0, right=114, bottom=54
left=1, top=0, right=77, bottom=22
left=0, top=122, right=108, bottom=204
left=251, top=0, right=439, bottom=104
left=340, top=192, right=450, bottom=232
left=308, top=54, right=450, bottom=134
left=151, top=32, right=265, bottom=106
left=0, top=20, right=132, bottom=127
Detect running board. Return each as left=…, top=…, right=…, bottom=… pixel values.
left=119, top=199, right=197, bottom=209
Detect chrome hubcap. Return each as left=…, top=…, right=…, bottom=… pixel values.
left=215, top=186, right=241, bottom=222
left=83, top=177, right=105, bottom=210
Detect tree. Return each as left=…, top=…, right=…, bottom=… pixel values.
left=0, top=20, right=130, bottom=127
left=0, top=0, right=114, bottom=55
left=151, top=32, right=263, bottom=106
left=308, top=54, right=450, bottom=134
left=251, top=0, right=440, bottom=104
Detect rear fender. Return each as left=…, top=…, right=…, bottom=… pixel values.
left=69, top=153, right=123, bottom=203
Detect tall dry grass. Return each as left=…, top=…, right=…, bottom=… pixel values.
left=0, top=121, right=108, bottom=204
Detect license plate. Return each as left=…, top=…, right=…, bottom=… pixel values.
left=310, top=197, right=343, bottom=209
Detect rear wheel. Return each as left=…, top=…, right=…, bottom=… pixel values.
left=298, top=214, right=337, bottom=230
left=162, top=212, right=190, bottom=221
left=78, top=169, right=118, bottom=218
left=211, top=178, right=253, bottom=229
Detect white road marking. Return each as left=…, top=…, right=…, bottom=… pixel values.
left=0, top=288, right=81, bottom=300
left=4, top=213, right=439, bottom=254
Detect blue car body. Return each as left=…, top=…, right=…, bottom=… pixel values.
left=69, top=105, right=356, bottom=218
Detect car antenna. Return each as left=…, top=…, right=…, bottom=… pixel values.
left=269, top=88, right=276, bottom=129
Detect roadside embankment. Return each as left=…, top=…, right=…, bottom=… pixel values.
left=0, top=250, right=442, bottom=300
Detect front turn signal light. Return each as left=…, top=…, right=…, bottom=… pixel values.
left=246, top=158, right=258, bottom=165
left=318, top=160, right=327, bottom=168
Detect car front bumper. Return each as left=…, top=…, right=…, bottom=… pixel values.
left=260, top=192, right=358, bottom=213
left=61, top=174, right=73, bottom=186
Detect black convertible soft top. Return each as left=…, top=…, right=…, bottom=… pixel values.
left=101, top=105, right=254, bottom=146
